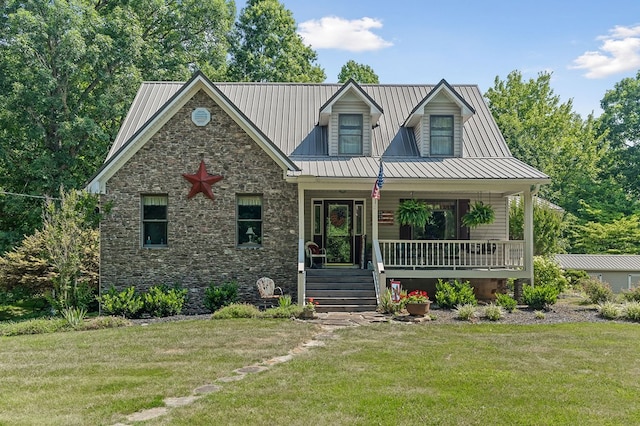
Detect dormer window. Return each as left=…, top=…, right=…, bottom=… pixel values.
left=338, top=114, right=363, bottom=155
left=430, top=115, right=454, bottom=156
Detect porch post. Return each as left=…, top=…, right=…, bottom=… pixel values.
left=523, top=188, right=535, bottom=286
left=372, top=197, right=379, bottom=241
left=297, top=185, right=305, bottom=306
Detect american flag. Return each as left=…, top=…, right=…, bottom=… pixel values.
left=371, top=161, right=384, bottom=199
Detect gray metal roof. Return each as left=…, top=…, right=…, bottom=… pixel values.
left=106, top=79, right=546, bottom=181
left=555, top=254, right=640, bottom=272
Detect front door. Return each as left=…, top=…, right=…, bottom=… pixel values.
left=324, top=200, right=353, bottom=264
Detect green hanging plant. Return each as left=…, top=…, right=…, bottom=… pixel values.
left=396, top=199, right=432, bottom=229
left=462, top=201, right=495, bottom=228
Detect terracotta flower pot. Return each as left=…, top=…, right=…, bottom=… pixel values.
left=406, top=302, right=431, bottom=316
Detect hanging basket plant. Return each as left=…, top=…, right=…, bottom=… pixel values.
left=462, top=201, right=495, bottom=228
left=396, top=199, right=432, bottom=229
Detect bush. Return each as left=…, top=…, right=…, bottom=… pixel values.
left=263, top=305, right=302, bottom=318
left=454, top=304, right=478, bottom=321
left=80, top=316, right=131, bottom=330
left=622, top=286, right=640, bottom=303
left=278, top=294, right=293, bottom=308
left=622, top=301, right=640, bottom=322
left=495, top=293, right=517, bottom=312
left=204, top=281, right=239, bottom=312
left=143, top=285, right=188, bottom=317
left=534, top=310, right=546, bottom=320
left=597, top=301, right=621, bottom=320
left=484, top=303, right=505, bottom=321
left=211, top=303, right=260, bottom=319
left=377, top=288, right=403, bottom=315
left=563, top=269, right=589, bottom=288
left=61, top=306, right=87, bottom=329
left=523, top=284, right=559, bottom=310
left=534, top=256, right=568, bottom=292
left=0, top=317, right=68, bottom=336
left=581, top=278, right=614, bottom=304
left=98, top=286, right=144, bottom=318
left=435, top=279, right=477, bottom=309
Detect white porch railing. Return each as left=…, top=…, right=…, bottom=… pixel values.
left=378, top=240, right=524, bottom=270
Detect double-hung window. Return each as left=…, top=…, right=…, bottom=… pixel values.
left=142, top=195, right=167, bottom=247
left=430, top=115, right=454, bottom=156
left=338, top=114, right=363, bottom=155
left=237, top=195, right=262, bottom=247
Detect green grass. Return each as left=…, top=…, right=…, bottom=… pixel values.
left=2, top=320, right=640, bottom=425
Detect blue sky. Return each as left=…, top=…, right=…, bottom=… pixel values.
left=240, top=0, right=640, bottom=118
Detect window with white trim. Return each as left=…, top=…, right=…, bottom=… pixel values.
left=430, top=115, right=454, bottom=156
left=142, top=195, right=167, bottom=247
left=338, top=114, right=363, bottom=155
left=237, top=195, right=262, bottom=247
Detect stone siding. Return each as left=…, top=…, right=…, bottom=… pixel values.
left=100, top=90, right=299, bottom=313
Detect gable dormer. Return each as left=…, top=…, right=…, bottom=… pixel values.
left=403, top=79, right=475, bottom=158
left=319, top=79, right=383, bottom=156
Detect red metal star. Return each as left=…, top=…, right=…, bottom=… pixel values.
left=182, top=160, right=223, bottom=200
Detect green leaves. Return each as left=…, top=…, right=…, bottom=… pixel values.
left=338, top=60, right=380, bottom=84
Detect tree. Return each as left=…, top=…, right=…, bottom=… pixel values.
left=0, top=0, right=235, bottom=253
left=228, top=0, right=325, bottom=82
left=509, top=198, right=565, bottom=256
left=598, top=70, right=640, bottom=199
left=568, top=215, right=640, bottom=254
left=338, top=60, right=379, bottom=84
left=485, top=71, right=614, bottom=219
left=0, top=190, right=99, bottom=306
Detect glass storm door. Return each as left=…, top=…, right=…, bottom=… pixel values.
left=325, top=201, right=353, bottom=264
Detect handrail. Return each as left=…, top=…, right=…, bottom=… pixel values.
left=378, top=239, right=525, bottom=270
left=372, top=239, right=386, bottom=305
left=297, top=238, right=306, bottom=306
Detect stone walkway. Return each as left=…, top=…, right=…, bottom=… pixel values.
left=112, top=312, right=387, bottom=425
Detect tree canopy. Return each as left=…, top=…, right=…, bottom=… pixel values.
left=338, top=60, right=380, bottom=84
left=598, top=70, right=640, bottom=200
left=228, top=0, right=325, bottom=82
left=0, top=0, right=235, bottom=252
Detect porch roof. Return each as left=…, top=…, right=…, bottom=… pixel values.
left=289, top=156, right=549, bottom=181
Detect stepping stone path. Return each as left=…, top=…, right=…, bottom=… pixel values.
left=113, top=312, right=386, bottom=425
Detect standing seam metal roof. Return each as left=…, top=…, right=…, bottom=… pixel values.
left=555, top=254, right=640, bottom=271
left=107, top=80, right=547, bottom=181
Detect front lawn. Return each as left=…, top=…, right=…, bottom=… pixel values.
left=1, top=320, right=639, bottom=425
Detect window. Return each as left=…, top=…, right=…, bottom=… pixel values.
left=338, top=114, right=363, bottom=155
left=430, top=115, right=454, bottom=156
left=237, top=195, right=262, bottom=247
left=142, top=195, right=167, bottom=247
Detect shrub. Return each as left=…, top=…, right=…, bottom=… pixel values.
left=454, top=304, right=478, bottom=321
left=98, top=286, right=144, bottom=318
left=597, top=302, right=621, bottom=320
left=278, top=294, right=293, bottom=308
left=483, top=303, right=504, bottom=321
left=143, top=285, right=188, bottom=317
left=581, top=278, right=614, bottom=304
left=377, top=288, right=403, bottom=315
left=563, top=269, right=589, bottom=288
left=495, top=293, right=517, bottom=312
left=534, top=310, right=546, bottom=320
left=211, top=303, right=260, bottom=319
left=61, top=306, right=87, bottom=329
left=534, top=256, right=568, bottom=292
left=204, top=281, right=239, bottom=312
left=0, top=318, right=68, bottom=337
left=435, top=279, right=477, bottom=309
left=622, top=301, right=640, bottom=322
left=263, top=305, right=302, bottom=318
left=622, top=286, right=640, bottom=303
left=523, top=284, right=559, bottom=310
left=80, top=316, right=131, bottom=330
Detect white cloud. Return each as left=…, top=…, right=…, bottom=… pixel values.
left=570, top=25, right=640, bottom=78
left=298, top=16, right=393, bottom=52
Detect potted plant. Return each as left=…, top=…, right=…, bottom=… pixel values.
left=461, top=201, right=495, bottom=228
left=401, top=290, right=431, bottom=316
left=396, top=199, right=432, bottom=229
left=300, top=297, right=318, bottom=319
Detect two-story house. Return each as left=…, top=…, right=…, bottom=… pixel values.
left=88, top=72, right=549, bottom=312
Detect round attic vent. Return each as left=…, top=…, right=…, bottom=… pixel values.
left=191, top=108, right=211, bottom=126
